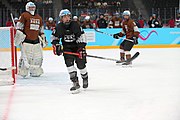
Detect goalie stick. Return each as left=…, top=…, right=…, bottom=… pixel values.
left=10, top=13, right=30, bottom=69
left=0, top=67, right=16, bottom=71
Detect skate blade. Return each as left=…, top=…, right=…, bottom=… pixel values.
left=71, top=89, right=80, bottom=94
left=116, top=63, right=122, bottom=66
left=122, top=64, right=133, bottom=68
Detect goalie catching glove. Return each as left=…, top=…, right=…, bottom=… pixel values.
left=39, top=34, right=48, bottom=48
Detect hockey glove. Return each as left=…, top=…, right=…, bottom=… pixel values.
left=52, top=44, right=62, bottom=56
left=131, top=36, right=138, bottom=45
left=39, top=34, right=48, bottom=48
left=113, top=33, right=120, bottom=39
left=51, top=40, right=62, bottom=56
left=77, top=48, right=87, bottom=59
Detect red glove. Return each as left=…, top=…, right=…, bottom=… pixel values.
left=52, top=44, right=62, bottom=56
left=77, top=48, right=86, bottom=59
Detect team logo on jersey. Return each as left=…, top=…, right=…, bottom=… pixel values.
left=30, top=18, right=40, bottom=24
left=64, top=34, right=76, bottom=42
left=30, top=18, right=40, bottom=30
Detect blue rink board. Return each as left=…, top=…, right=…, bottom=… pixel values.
left=42, top=28, right=180, bottom=47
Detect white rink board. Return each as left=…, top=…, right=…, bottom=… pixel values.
left=0, top=48, right=180, bottom=120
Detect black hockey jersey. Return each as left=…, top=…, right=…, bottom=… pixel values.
left=52, top=21, right=86, bottom=48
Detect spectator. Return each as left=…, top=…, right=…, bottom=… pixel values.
left=108, top=12, right=122, bottom=28
left=73, top=16, right=80, bottom=25
left=14, top=17, right=19, bottom=26
left=148, top=14, right=162, bottom=28
left=82, top=16, right=93, bottom=29
left=167, top=17, right=175, bottom=28
left=138, top=15, right=144, bottom=28
left=45, top=17, right=56, bottom=30
left=176, top=13, right=180, bottom=28
left=6, top=19, right=13, bottom=27
left=97, top=14, right=107, bottom=28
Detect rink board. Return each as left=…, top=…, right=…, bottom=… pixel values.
left=44, top=28, right=180, bottom=49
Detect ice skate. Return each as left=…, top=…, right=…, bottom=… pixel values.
left=70, top=81, right=80, bottom=94
left=83, top=78, right=88, bottom=89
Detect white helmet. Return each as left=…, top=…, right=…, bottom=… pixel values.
left=85, top=16, right=90, bottom=20
left=59, top=9, right=71, bottom=18
left=14, top=17, right=19, bottom=21
left=25, top=2, right=36, bottom=15
left=73, top=16, right=78, bottom=19
left=48, top=17, right=53, bottom=21
left=123, top=10, right=130, bottom=16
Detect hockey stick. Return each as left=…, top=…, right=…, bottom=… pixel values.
left=0, top=67, right=16, bottom=71
left=94, top=28, right=114, bottom=36
left=63, top=51, right=139, bottom=63
left=63, top=51, right=120, bottom=62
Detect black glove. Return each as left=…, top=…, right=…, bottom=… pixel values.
left=77, top=47, right=86, bottom=59
left=51, top=40, right=62, bottom=56
left=131, top=36, right=138, bottom=45
left=113, top=33, right=120, bottom=39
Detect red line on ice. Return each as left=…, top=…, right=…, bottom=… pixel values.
left=2, top=85, right=16, bottom=120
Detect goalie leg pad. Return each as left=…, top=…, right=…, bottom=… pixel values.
left=30, top=67, right=43, bottom=77
left=18, top=58, right=29, bottom=78
left=30, top=43, right=44, bottom=77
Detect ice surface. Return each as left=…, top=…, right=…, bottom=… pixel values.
left=0, top=48, right=180, bottom=120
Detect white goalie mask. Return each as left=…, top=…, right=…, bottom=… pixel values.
left=25, top=2, right=36, bottom=15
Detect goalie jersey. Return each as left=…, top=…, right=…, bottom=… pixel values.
left=51, top=21, right=86, bottom=48
left=17, top=11, right=43, bottom=41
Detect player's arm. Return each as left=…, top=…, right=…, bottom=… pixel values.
left=131, top=21, right=140, bottom=44
left=39, top=18, right=48, bottom=48
left=14, top=14, right=26, bottom=46
left=113, top=28, right=125, bottom=39
left=74, top=22, right=87, bottom=59
left=51, top=26, right=62, bottom=56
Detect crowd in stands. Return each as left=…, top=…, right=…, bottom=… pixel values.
left=5, top=11, right=179, bottom=29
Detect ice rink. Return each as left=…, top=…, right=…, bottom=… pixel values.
left=0, top=48, right=180, bottom=120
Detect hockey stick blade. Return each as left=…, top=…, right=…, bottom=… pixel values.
left=0, top=67, right=16, bottom=71
left=116, top=52, right=140, bottom=64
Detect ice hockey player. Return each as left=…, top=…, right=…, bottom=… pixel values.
left=51, top=9, right=88, bottom=93
left=148, top=14, right=162, bottom=28
left=15, top=1, right=47, bottom=78
left=45, top=17, right=56, bottom=30
left=113, top=10, right=140, bottom=65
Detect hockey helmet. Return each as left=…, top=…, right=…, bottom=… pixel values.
left=25, top=2, right=36, bottom=15
left=59, top=9, right=71, bottom=18
left=123, top=10, right=130, bottom=16
left=73, top=16, right=78, bottom=19
left=48, top=17, right=53, bottom=21
left=85, top=16, right=90, bottom=20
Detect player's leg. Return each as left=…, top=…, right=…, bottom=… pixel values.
left=119, top=41, right=125, bottom=61
left=64, top=53, right=80, bottom=91
left=18, top=42, right=33, bottom=78
left=123, top=40, right=134, bottom=64
left=29, top=43, right=44, bottom=77
left=76, top=56, right=88, bottom=89
left=18, top=57, right=29, bottom=78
